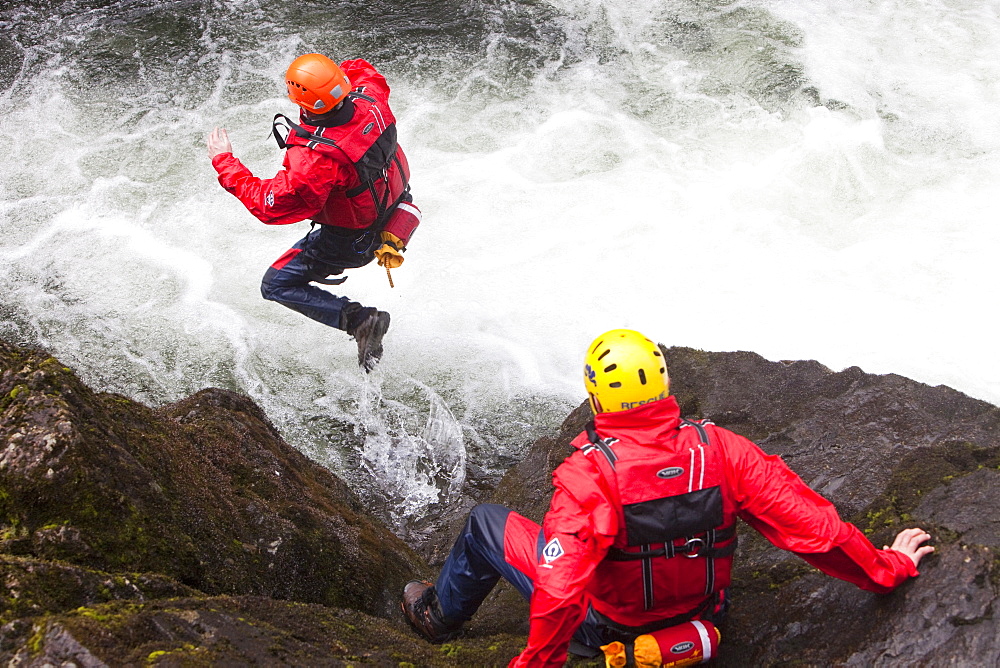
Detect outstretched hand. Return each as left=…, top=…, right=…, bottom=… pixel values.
left=207, top=127, right=233, bottom=159
left=885, top=527, right=934, bottom=568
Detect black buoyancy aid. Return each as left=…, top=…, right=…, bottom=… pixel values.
left=272, top=91, right=410, bottom=229
left=584, top=418, right=738, bottom=612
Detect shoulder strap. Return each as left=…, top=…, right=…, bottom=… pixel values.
left=272, top=113, right=343, bottom=150
left=348, top=90, right=376, bottom=104
left=584, top=421, right=619, bottom=470
left=679, top=417, right=713, bottom=448
left=272, top=111, right=410, bottom=232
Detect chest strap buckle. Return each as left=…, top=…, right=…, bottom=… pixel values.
left=682, top=537, right=705, bottom=558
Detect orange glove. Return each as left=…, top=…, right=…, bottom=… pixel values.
left=374, top=231, right=405, bottom=269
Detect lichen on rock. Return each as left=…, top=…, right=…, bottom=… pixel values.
left=1, top=339, right=998, bottom=665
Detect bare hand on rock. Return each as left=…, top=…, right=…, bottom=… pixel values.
left=885, top=527, right=934, bottom=567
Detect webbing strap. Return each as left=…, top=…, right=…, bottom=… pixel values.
left=271, top=112, right=411, bottom=231
left=605, top=529, right=737, bottom=561
left=272, top=113, right=341, bottom=150
left=641, top=544, right=654, bottom=610
left=310, top=275, right=349, bottom=286
left=585, top=421, right=619, bottom=469
left=593, top=593, right=718, bottom=638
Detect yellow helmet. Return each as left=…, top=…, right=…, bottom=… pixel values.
left=584, top=329, right=669, bottom=414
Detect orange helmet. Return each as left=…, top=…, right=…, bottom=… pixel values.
left=285, top=54, right=351, bottom=113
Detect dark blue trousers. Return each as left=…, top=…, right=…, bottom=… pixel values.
left=260, top=225, right=377, bottom=330
left=434, top=504, right=608, bottom=653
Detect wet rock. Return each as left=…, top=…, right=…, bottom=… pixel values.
left=916, top=468, right=1000, bottom=548
left=0, top=339, right=423, bottom=617
left=480, top=346, right=1000, bottom=665
left=1, top=595, right=530, bottom=667
left=1, top=339, right=997, bottom=665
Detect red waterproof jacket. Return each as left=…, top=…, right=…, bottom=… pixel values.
left=510, top=396, right=920, bottom=668
left=211, top=59, right=409, bottom=229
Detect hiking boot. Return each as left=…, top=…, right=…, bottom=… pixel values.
left=400, top=580, right=462, bottom=643
left=345, top=307, right=390, bottom=372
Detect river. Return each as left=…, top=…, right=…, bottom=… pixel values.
left=1, top=0, right=997, bottom=529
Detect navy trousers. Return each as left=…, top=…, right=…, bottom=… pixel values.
left=260, top=225, right=377, bottom=331
left=434, top=503, right=609, bottom=653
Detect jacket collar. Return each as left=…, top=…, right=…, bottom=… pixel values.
left=592, top=395, right=682, bottom=444
left=301, top=98, right=356, bottom=128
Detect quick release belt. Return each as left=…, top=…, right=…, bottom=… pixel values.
left=605, top=525, right=738, bottom=561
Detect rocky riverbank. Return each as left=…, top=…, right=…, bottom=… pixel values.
left=1, top=338, right=997, bottom=665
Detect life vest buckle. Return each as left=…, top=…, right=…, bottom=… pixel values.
left=682, top=537, right=705, bottom=558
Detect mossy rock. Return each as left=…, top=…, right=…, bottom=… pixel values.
left=0, top=340, right=425, bottom=616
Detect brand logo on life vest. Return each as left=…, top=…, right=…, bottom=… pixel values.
left=657, top=466, right=684, bottom=479
left=265, top=191, right=275, bottom=207
left=542, top=538, right=564, bottom=564
left=585, top=364, right=597, bottom=386
left=671, top=641, right=696, bottom=654
left=363, top=122, right=375, bottom=135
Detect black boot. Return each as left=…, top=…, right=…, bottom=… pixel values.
left=343, top=304, right=390, bottom=372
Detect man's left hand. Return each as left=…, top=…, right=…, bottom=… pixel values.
left=207, top=127, right=233, bottom=159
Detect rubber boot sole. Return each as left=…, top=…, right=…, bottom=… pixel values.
left=354, top=311, right=390, bottom=372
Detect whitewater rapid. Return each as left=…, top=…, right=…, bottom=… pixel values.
left=1, top=0, right=997, bottom=526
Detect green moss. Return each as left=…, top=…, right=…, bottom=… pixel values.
left=74, top=606, right=115, bottom=623
left=862, top=495, right=901, bottom=532
left=70, top=602, right=143, bottom=630
left=732, top=559, right=815, bottom=600
left=144, top=643, right=209, bottom=664
left=38, top=521, right=68, bottom=532
left=27, top=624, right=44, bottom=654
left=854, top=440, right=1000, bottom=539
left=0, top=384, right=28, bottom=412
left=0, top=522, right=26, bottom=541
left=439, top=643, right=461, bottom=658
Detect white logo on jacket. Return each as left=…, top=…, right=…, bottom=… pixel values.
left=265, top=191, right=274, bottom=207
left=542, top=537, right=565, bottom=565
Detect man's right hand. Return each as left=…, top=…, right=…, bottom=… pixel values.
left=885, top=527, right=934, bottom=567
left=207, top=127, right=233, bottom=159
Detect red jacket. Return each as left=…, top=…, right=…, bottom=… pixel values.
left=511, top=396, right=919, bottom=667
left=211, top=59, right=409, bottom=229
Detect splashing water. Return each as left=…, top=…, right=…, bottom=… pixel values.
left=1, top=0, right=997, bottom=528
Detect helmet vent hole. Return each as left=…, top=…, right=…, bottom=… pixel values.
left=604, top=364, right=617, bottom=373
left=638, top=369, right=647, bottom=385
left=597, top=349, right=610, bottom=361
left=609, top=382, right=622, bottom=388
left=653, top=350, right=661, bottom=357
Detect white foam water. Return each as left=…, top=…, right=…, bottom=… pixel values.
left=1, top=0, right=997, bottom=524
